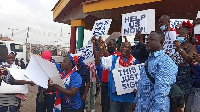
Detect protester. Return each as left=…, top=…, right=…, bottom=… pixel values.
left=186, top=18, right=200, bottom=112
left=134, top=31, right=178, bottom=111
left=36, top=51, right=61, bottom=112
left=93, top=36, right=120, bottom=112
left=96, top=38, right=140, bottom=112
left=174, top=22, right=198, bottom=111
left=0, top=45, right=35, bottom=112
left=20, top=58, right=26, bottom=69
left=124, top=31, right=150, bottom=63
left=186, top=51, right=200, bottom=112
left=85, top=61, right=101, bottom=112
left=76, top=56, right=90, bottom=111
left=48, top=54, right=83, bottom=112
left=159, top=15, right=177, bottom=33
left=3, top=51, right=26, bottom=111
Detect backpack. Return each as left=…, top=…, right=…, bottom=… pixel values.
left=144, top=61, right=184, bottom=109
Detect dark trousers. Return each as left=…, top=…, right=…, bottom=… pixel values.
left=0, top=106, right=18, bottom=112
left=36, top=93, right=55, bottom=112
left=101, top=82, right=110, bottom=112
left=61, top=105, right=84, bottom=112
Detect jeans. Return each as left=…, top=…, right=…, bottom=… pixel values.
left=0, top=106, right=18, bottom=112
left=186, top=87, right=200, bottom=112
left=36, top=93, right=55, bottom=112
left=85, top=82, right=96, bottom=111
left=101, top=82, right=110, bottom=112
left=109, top=100, right=132, bottom=112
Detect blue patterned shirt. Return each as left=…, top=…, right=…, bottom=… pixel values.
left=135, top=50, right=178, bottom=112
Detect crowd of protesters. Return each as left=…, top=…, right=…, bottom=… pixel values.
left=0, top=15, right=200, bottom=112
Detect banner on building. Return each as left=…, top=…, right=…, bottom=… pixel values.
left=122, top=9, right=155, bottom=36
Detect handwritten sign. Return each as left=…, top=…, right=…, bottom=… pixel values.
left=170, top=19, right=193, bottom=29
left=163, top=31, right=177, bottom=56
left=77, top=45, right=95, bottom=64
left=112, top=64, right=143, bottom=95
left=122, top=9, right=155, bottom=36
left=92, top=19, right=112, bottom=36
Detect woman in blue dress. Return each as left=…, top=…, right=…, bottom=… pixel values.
left=48, top=54, right=83, bottom=112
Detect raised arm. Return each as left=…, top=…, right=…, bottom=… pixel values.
left=92, top=36, right=97, bottom=58
left=175, top=40, right=197, bottom=64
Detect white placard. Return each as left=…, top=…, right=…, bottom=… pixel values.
left=105, top=32, right=121, bottom=43
left=194, top=24, right=200, bottom=34
left=92, top=19, right=112, bottom=37
left=77, top=45, right=95, bottom=64
left=163, top=31, right=177, bottom=55
left=170, top=19, right=193, bottom=29
left=112, top=64, right=143, bottom=95
left=122, top=9, right=155, bottom=36
left=0, top=69, right=28, bottom=93
left=25, top=54, right=65, bottom=88
left=197, top=11, right=200, bottom=18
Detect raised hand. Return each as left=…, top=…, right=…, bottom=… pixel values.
left=193, top=52, right=200, bottom=63
left=91, top=36, right=96, bottom=44
left=174, top=40, right=181, bottom=51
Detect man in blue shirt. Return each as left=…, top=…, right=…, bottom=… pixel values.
left=135, top=31, right=178, bottom=112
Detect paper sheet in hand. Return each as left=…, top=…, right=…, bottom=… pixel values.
left=112, top=64, right=143, bottom=95
left=163, top=31, right=177, bottom=55
left=0, top=69, right=28, bottom=93
left=25, top=54, right=65, bottom=88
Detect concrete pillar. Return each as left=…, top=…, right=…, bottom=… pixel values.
left=70, top=26, right=76, bottom=54
left=77, top=26, right=84, bottom=49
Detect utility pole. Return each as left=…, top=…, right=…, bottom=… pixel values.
left=8, top=28, right=18, bottom=37
left=26, top=27, right=29, bottom=45
left=26, top=27, right=30, bottom=64
left=0, top=34, right=2, bottom=40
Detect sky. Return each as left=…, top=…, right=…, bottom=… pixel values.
left=0, top=0, right=91, bottom=47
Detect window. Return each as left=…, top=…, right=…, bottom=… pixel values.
left=10, top=43, right=23, bottom=52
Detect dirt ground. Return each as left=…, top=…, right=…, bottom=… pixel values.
left=19, top=85, right=102, bottom=112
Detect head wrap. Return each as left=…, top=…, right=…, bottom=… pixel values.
left=182, top=20, right=194, bottom=36
left=8, top=51, right=15, bottom=56
left=68, top=53, right=86, bottom=66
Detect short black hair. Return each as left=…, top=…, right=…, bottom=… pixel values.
left=151, top=31, right=165, bottom=42
left=160, top=15, right=170, bottom=21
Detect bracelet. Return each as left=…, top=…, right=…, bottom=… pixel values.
left=179, top=49, right=183, bottom=53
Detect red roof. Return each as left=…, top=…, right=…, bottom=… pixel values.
left=0, top=37, right=13, bottom=41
